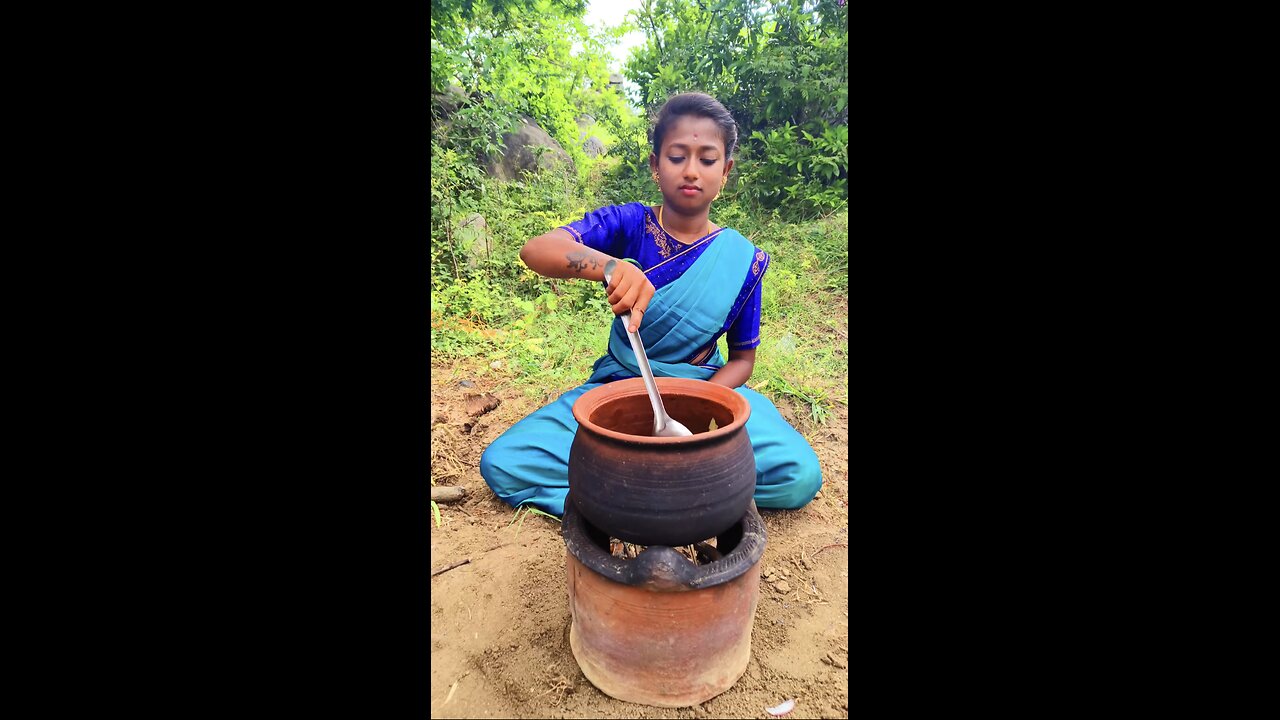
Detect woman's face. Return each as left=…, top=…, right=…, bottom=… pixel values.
left=650, top=115, right=734, bottom=214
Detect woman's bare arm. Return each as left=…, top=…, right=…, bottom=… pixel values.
left=519, top=229, right=655, bottom=332
left=519, top=229, right=613, bottom=282
left=708, top=347, right=755, bottom=389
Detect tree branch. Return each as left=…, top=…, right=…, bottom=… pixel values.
left=431, top=558, right=471, bottom=577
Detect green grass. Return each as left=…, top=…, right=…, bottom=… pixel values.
left=738, top=210, right=849, bottom=430
left=432, top=282, right=614, bottom=403
left=510, top=503, right=562, bottom=533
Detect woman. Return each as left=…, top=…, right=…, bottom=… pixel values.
left=480, top=92, right=821, bottom=517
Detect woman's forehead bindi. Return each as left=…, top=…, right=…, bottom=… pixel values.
left=664, top=116, right=724, bottom=150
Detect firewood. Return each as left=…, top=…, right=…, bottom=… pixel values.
left=431, top=486, right=467, bottom=503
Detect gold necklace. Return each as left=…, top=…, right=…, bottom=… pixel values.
left=658, top=205, right=711, bottom=244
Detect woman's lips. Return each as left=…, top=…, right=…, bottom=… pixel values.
left=679, top=186, right=700, bottom=196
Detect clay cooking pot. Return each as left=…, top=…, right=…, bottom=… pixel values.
left=569, top=377, right=755, bottom=547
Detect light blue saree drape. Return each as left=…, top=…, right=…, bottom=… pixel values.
left=479, top=229, right=822, bottom=517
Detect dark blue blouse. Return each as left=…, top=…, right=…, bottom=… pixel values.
left=559, top=202, right=766, bottom=353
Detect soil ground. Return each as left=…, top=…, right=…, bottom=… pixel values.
left=430, top=361, right=849, bottom=719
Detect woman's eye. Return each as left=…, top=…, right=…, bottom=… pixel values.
left=667, top=157, right=684, bottom=163
left=701, top=159, right=717, bottom=166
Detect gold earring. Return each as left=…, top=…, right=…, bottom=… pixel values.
left=652, top=171, right=660, bottom=184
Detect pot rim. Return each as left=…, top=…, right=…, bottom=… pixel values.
left=572, top=377, right=752, bottom=445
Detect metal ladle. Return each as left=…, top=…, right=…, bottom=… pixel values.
left=603, top=260, right=693, bottom=437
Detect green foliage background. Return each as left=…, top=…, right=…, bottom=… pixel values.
left=623, top=0, right=848, bottom=218
left=431, top=0, right=848, bottom=426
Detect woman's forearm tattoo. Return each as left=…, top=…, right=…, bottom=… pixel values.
left=566, top=250, right=601, bottom=274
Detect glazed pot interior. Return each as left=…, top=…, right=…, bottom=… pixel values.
left=587, top=389, right=741, bottom=438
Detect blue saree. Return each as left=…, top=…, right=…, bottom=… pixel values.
left=479, top=204, right=822, bottom=517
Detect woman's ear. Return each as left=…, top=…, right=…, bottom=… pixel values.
left=724, top=158, right=735, bottom=177
left=649, top=153, right=658, bottom=173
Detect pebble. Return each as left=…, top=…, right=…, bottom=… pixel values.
left=459, top=380, right=475, bottom=388
left=773, top=580, right=791, bottom=594
left=490, top=360, right=502, bottom=369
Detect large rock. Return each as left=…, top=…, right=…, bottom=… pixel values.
left=430, top=85, right=471, bottom=141
left=485, top=116, right=573, bottom=181
left=577, top=114, right=607, bottom=158
left=583, top=136, right=606, bottom=158
left=431, top=85, right=469, bottom=122
left=455, top=213, right=490, bottom=268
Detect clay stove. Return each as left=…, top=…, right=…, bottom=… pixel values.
left=562, top=498, right=767, bottom=707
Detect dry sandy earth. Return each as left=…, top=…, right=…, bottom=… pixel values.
left=430, top=361, right=849, bottom=719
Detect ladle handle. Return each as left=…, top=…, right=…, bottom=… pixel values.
left=621, top=311, right=666, bottom=428
left=603, top=260, right=670, bottom=434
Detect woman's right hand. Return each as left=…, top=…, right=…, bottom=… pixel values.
left=604, top=261, right=655, bottom=333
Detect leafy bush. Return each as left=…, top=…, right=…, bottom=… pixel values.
left=737, top=123, right=847, bottom=218
left=431, top=0, right=634, bottom=182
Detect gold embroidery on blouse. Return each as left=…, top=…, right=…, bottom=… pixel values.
left=644, top=229, right=723, bottom=275
left=561, top=225, right=583, bottom=242
left=730, top=334, right=760, bottom=348
left=644, top=213, right=675, bottom=258
left=752, top=249, right=766, bottom=276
